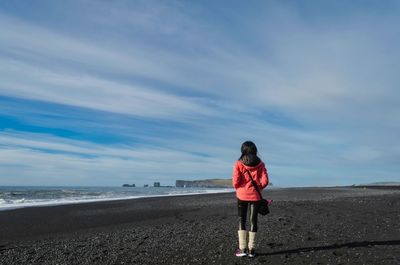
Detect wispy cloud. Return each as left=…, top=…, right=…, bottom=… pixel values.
left=0, top=131, right=230, bottom=186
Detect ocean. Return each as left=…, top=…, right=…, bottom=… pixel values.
left=0, top=186, right=234, bottom=211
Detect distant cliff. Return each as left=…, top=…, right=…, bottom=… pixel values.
left=176, top=179, right=231, bottom=188
left=122, top=184, right=135, bottom=187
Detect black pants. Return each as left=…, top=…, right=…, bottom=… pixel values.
left=238, top=199, right=259, bottom=232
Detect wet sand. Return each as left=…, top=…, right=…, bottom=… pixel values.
left=0, top=187, right=399, bottom=264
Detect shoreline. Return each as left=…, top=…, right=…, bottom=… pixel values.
left=0, top=188, right=235, bottom=212
left=1, top=185, right=399, bottom=212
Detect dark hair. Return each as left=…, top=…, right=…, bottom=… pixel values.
left=239, top=141, right=258, bottom=159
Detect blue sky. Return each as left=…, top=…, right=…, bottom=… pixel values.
left=0, top=0, right=399, bottom=187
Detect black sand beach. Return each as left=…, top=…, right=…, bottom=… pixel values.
left=1, top=187, right=399, bottom=265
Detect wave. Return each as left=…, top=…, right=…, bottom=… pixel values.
left=0, top=188, right=234, bottom=211
left=10, top=192, right=26, bottom=196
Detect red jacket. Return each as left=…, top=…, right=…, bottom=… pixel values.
left=232, top=160, right=269, bottom=201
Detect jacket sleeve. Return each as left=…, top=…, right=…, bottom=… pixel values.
left=260, top=163, right=269, bottom=190
left=232, top=161, right=242, bottom=189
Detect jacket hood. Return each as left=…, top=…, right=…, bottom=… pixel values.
left=239, top=154, right=261, bottom=167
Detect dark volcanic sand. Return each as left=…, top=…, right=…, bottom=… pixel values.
left=0, top=187, right=399, bottom=265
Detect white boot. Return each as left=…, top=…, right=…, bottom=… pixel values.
left=235, top=230, right=248, bottom=257
left=248, top=231, right=257, bottom=257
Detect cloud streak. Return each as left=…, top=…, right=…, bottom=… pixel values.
left=0, top=131, right=230, bottom=186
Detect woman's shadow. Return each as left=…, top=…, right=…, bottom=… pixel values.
left=258, top=239, right=400, bottom=256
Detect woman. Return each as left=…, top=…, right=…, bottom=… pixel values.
left=232, top=141, right=269, bottom=258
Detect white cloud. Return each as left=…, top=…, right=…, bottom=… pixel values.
left=0, top=131, right=231, bottom=186
left=0, top=57, right=218, bottom=119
